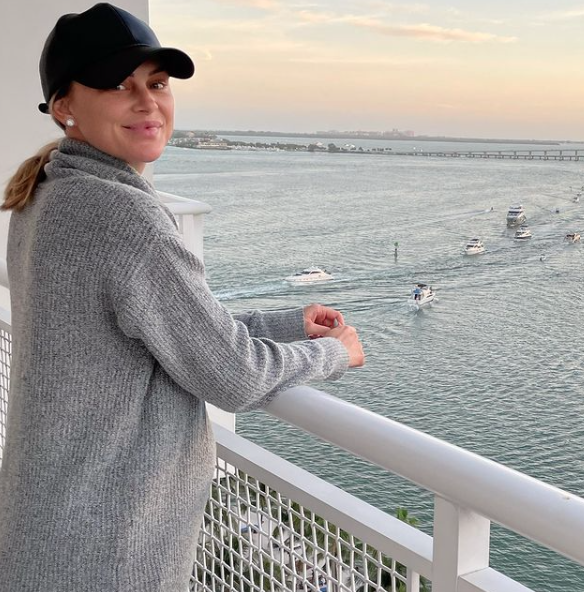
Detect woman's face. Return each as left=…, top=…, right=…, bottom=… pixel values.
left=55, top=61, right=175, bottom=173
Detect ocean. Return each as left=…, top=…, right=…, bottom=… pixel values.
left=154, top=136, right=584, bottom=591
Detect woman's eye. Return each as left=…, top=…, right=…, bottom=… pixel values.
left=152, top=81, right=167, bottom=90
left=115, top=83, right=127, bottom=91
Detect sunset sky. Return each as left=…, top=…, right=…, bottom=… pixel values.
left=150, top=0, right=584, bottom=141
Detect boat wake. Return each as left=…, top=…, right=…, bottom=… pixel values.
left=213, top=282, right=286, bottom=301
left=403, top=207, right=496, bottom=230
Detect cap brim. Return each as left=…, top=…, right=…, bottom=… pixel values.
left=75, top=46, right=195, bottom=90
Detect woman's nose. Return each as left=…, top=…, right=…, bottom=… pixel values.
left=133, top=86, right=157, bottom=111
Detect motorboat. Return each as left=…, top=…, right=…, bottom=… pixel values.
left=506, top=204, right=526, bottom=226
left=284, top=267, right=333, bottom=283
left=514, top=225, right=532, bottom=240
left=409, top=283, right=435, bottom=309
left=463, top=237, right=485, bottom=255
left=564, top=232, right=581, bottom=243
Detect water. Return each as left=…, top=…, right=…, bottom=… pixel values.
left=154, top=137, right=584, bottom=591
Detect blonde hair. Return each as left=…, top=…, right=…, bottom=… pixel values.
left=2, top=141, right=60, bottom=212
left=2, top=87, right=70, bottom=212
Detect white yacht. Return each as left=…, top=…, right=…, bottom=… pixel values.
left=409, top=283, right=435, bottom=309
left=564, top=232, right=581, bottom=243
left=284, top=267, right=333, bottom=283
left=514, top=225, right=532, bottom=240
left=463, top=238, right=485, bottom=255
left=506, top=204, right=526, bottom=226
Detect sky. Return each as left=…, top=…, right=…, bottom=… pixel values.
left=149, top=0, right=584, bottom=141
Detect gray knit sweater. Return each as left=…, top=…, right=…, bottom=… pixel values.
left=0, top=139, right=349, bottom=591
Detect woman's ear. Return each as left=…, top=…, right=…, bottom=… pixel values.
left=51, top=96, right=73, bottom=128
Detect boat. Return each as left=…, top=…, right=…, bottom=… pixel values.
left=284, top=267, right=333, bottom=283
left=463, top=237, right=485, bottom=255
left=506, top=204, right=526, bottom=227
left=564, top=232, right=581, bottom=243
left=409, top=283, right=435, bottom=308
left=514, top=225, right=532, bottom=240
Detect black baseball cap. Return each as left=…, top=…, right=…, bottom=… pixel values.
left=38, top=2, right=195, bottom=113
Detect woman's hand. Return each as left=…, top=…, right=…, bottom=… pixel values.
left=303, top=303, right=344, bottom=337
left=304, top=304, right=365, bottom=368
left=326, top=325, right=365, bottom=368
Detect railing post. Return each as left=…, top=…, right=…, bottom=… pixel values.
left=0, top=258, right=8, bottom=311
left=179, top=212, right=204, bottom=259
left=157, top=194, right=239, bottom=433
left=432, top=496, right=490, bottom=591
left=406, top=568, right=420, bottom=592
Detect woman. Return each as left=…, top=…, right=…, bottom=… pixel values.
left=0, top=3, right=364, bottom=591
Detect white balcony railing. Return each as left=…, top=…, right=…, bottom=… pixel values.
left=1, top=193, right=583, bottom=592
left=158, top=191, right=212, bottom=262
left=2, top=305, right=584, bottom=591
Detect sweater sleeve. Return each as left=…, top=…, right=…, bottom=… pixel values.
left=111, top=235, right=349, bottom=412
left=232, top=309, right=307, bottom=342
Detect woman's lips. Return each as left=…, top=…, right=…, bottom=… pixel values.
left=123, top=121, right=163, bottom=137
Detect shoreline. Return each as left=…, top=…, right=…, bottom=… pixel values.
left=168, top=135, right=583, bottom=161
left=174, top=129, right=580, bottom=146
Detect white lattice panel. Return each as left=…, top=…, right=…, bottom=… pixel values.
left=190, top=462, right=426, bottom=592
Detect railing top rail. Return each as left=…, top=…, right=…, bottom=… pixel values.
left=165, top=201, right=213, bottom=216
left=267, top=386, right=584, bottom=566
left=157, top=191, right=212, bottom=215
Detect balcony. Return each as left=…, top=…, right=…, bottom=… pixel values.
left=1, top=200, right=583, bottom=592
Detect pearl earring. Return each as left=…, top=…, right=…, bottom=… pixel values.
left=65, top=117, right=75, bottom=127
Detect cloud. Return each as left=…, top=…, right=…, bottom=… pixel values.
left=288, top=10, right=515, bottom=43
left=180, top=39, right=308, bottom=60
left=342, top=17, right=517, bottom=43
left=288, top=55, right=453, bottom=66
left=363, top=2, right=431, bottom=16
left=212, top=0, right=280, bottom=9
left=541, top=8, right=584, bottom=20
left=198, top=40, right=307, bottom=53
left=295, top=10, right=333, bottom=24
left=158, top=17, right=272, bottom=33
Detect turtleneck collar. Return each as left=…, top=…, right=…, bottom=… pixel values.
left=44, top=138, right=157, bottom=197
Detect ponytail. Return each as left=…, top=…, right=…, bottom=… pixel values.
left=2, top=141, right=59, bottom=212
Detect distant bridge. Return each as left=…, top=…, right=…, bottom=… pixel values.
left=385, top=148, right=582, bottom=161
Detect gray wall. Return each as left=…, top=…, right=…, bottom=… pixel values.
left=0, top=0, right=149, bottom=308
